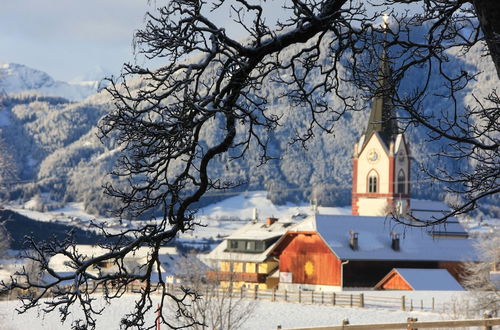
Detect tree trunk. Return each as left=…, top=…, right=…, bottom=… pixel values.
left=473, top=0, right=500, bottom=77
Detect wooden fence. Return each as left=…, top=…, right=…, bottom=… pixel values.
left=278, top=315, right=500, bottom=330
left=0, top=283, right=479, bottom=315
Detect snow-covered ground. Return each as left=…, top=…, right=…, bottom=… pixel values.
left=5, top=191, right=497, bottom=251
left=0, top=291, right=473, bottom=330
left=5, top=191, right=351, bottom=243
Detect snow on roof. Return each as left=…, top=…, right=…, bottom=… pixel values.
left=205, top=220, right=295, bottom=262
left=228, top=220, right=295, bottom=240
left=306, top=214, right=477, bottom=262
left=391, top=268, right=464, bottom=290
left=46, top=245, right=181, bottom=283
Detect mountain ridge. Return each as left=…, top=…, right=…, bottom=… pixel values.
left=0, top=63, right=99, bottom=101
left=0, top=41, right=497, bottom=218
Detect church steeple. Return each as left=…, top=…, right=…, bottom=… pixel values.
left=352, top=15, right=411, bottom=217
left=362, top=22, right=398, bottom=150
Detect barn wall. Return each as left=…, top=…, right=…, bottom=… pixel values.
left=279, top=233, right=341, bottom=286
left=380, top=272, right=412, bottom=290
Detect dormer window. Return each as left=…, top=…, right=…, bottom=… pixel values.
left=368, top=171, right=378, bottom=193
left=229, top=240, right=238, bottom=249
left=246, top=241, right=255, bottom=251
left=226, top=239, right=269, bottom=253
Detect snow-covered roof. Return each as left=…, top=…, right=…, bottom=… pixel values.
left=45, top=245, right=182, bottom=283
left=205, top=219, right=295, bottom=262
left=290, top=214, right=477, bottom=262
left=377, top=268, right=464, bottom=291
left=227, top=220, right=295, bottom=240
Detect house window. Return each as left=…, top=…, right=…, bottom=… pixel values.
left=368, top=171, right=378, bottom=193
left=397, top=170, right=405, bottom=194
left=229, top=240, right=238, bottom=250
left=245, top=240, right=255, bottom=251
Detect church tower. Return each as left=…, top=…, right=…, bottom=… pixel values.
left=352, top=33, right=411, bottom=216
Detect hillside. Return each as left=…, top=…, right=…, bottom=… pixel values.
left=0, top=40, right=497, bottom=218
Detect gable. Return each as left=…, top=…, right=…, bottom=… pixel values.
left=358, top=131, right=390, bottom=157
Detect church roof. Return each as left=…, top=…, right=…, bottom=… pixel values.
left=362, top=42, right=399, bottom=150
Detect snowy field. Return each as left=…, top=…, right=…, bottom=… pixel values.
left=0, top=291, right=473, bottom=330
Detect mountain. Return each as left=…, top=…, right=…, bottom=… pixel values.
left=0, top=40, right=497, bottom=218
left=0, top=63, right=98, bottom=101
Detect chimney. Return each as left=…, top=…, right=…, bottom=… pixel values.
left=349, top=231, right=359, bottom=250
left=391, top=232, right=400, bottom=251
left=266, top=217, right=278, bottom=226
left=252, top=208, right=259, bottom=223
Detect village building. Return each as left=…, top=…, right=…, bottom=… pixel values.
left=270, top=214, right=476, bottom=291
left=46, top=245, right=184, bottom=285
left=203, top=217, right=294, bottom=289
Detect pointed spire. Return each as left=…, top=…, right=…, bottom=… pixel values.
left=363, top=15, right=398, bottom=149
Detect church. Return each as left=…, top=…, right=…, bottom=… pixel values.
left=351, top=44, right=410, bottom=217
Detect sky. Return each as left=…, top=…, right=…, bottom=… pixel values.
left=0, top=0, right=149, bottom=81
left=1, top=1, right=412, bottom=82
left=0, top=0, right=277, bottom=81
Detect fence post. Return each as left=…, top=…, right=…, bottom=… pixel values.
left=299, top=289, right=302, bottom=303
left=240, top=286, right=244, bottom=299
left=254, top=286, right=258, bottom=300
left=484, top=311, right=493, bottom=330
left=410, top=299, right=413, bottom=312
left=401, top=295, right=406, bottom=311
left=272, top=288, right=276, bottom=302
left=407, top=317, right=418, bottom=330
left=311, top=291, right=314, bottom=304
left=421, top=299, right=423, bottom=311
left=284, top=289, right=287, bottom=302
left=350, top=294, right=353, bottom=307
left=332, top=292, right=336, bottom=306
left=359, top=293, right=364, bottom=308
left=321, top=291, right=324, bottom=304
left=432, top=297, right=435, bottom=312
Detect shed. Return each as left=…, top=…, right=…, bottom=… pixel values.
left=374, top=268, right=464, bottom=291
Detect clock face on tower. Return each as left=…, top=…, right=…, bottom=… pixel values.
left=367, top=149, right=379, bottom=164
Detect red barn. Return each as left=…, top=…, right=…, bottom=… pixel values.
left=271, top=215, right=476, bottom=291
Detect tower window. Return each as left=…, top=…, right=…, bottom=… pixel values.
left=397, top=170, right=405, bottom=194
left=368, top=171, right=378, bottom=193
